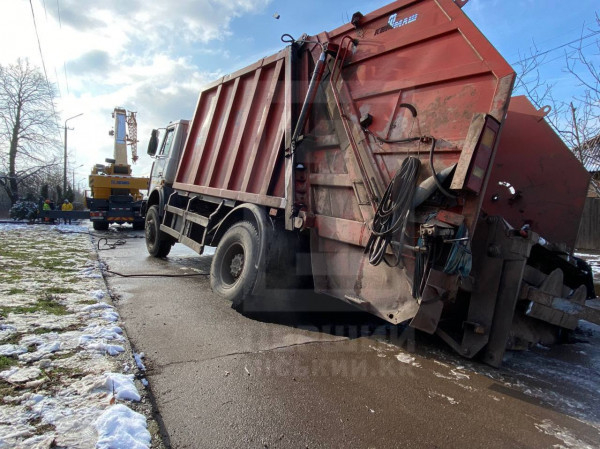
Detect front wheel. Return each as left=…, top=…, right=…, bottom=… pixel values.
left=210, top=221, right=260, bottom=307
left=145, top=205, right=173, bottom=257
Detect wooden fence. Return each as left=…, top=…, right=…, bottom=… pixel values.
left=576, top=197, right=600, bottom=251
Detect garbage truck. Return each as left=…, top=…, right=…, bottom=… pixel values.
left=143, top=0, right=599, bottom=366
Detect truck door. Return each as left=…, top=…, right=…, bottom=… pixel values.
left=149, top=126, right=176, bottom=192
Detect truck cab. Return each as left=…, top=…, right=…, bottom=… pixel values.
left=146, top=120, right=189, bottom=215
left=148, top=120, right=189, bottom=193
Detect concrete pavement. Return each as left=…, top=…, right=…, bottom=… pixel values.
left=97, top=228, right=600, bottom=449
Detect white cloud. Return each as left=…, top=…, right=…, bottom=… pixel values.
left=1, top=0, right=272, bottom=184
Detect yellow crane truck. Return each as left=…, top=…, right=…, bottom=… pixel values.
left=86, top=107, right=148, bottom=231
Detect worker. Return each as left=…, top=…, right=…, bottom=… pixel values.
left=61, top=199, right=73, bottom=224
left=43, top=199, right=51, bottom=223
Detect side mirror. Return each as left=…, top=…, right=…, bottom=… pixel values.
left=147, top=129, right=159, bottom=156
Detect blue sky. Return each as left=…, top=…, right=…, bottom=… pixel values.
left=2, top=0, right=599, bottom=183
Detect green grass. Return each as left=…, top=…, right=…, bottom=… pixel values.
left=0, top=294, right=69, bottom=318
left=48, top=366, right=83, bottom=377
left=7, top=288, right=27, bottom=295
left=45, top=287, right=77, bottom=294
left=36, top=294, right=69, bottom=315
left=34, top=423, right=56, bottom=435
left=0, top=272, right=22, bottom=283
left=0, top=248, right=32, bottom=259
left=38, top=260, right=77, bottom=271
left=0, top=355, right=18, bottom=370
left=32, top=328, right=55, bottom=335
left=32, top=323, right=80, bottom=334
left=0, top=305, right=37, bottom=318
left=52, top=350, right=79, bottom=360
left=0, top=333, right=21, bottom=345
left=0, top=380, right=14, bottom=397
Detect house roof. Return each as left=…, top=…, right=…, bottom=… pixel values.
left=580, top=135, right=600, bottom=172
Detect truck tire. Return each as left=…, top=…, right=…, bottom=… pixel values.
left=211, top=221, right=260, bottom=308
left=145, top=205, right=173, bottom=257
left=93, top=221, right=109, bottom=231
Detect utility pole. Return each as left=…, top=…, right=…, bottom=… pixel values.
left=64, top=113, right=83, bottom=194
left=71, top=164, right=84, bottom=193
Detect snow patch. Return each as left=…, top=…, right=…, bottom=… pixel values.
left=368, top=345, right=388, bottom=358
left=428, top=390, right=459, bottom=405
left=133, top=353, right=146, bottom=371
left=395, top=352, right=421, bottom=367
left=38, top=340, right=61, bottom=354
left=90, top=289, right=106, bottom=300
left=91, top=373, right=142, bottom=402
left=79, top=266, right=103, bottom=279
left=82, top=302, right=113, bottom=312
left=94, top=404, right=151, bottom=449
left=102, top=310, right=120, bottom=322
left=450, top=368, right=470, bottom=380
left=535, top=419, right=596, bottom=449
left=86, top=342, right=125, bottom=356
left=0, top=366, right=41, bottom=383
left=0, top=344, right=28, bottom=356
left=0, top=324, right=18, bottom=342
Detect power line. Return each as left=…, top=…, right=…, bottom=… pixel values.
left=522, top=39, right=599, bottom=71
left=54, top=0, right=70, bottom=95
left=56, top=0, right=62, bottom=28
left=511, top=30, right=600, bottom=66
left=504, top=20, right=597, bottom=61
left=29, top=0, right=51, bottom=89
left=54, top=67, right=62, bottom=97
left=64, top=62, right=70, bottom=95
left=28, top=0, right=62, bottom=142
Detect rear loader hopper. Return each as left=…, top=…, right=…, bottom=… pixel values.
left=144, top=0, right=599, bottom=366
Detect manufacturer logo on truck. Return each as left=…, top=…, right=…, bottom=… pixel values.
left=375, top=13, right=419, bottom=35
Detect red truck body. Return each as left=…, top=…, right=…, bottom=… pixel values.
left=148, top=0, right=597, bottom=366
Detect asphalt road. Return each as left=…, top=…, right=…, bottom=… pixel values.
left=96, top=227, right=600, bottom=449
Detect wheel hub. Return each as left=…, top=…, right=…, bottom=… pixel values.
left=146, top=219, right=155, bottom=242
left=230, top=253, right=244, bottom=279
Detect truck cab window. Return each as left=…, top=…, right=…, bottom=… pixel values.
left=160, top=128, right=175, bottom=157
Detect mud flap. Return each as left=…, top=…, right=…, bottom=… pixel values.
left=349, top=253, right=419, bottom=325
left=410, top=269, right=457, bottom=334
left=410, top=299, right=444, bottom=334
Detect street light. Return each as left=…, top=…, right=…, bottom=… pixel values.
left=71, top=164, right=85, bottom=190
left=64, top=113, right=84, bottom=194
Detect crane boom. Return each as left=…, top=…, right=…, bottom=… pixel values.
left=111, top=107, right=139, bottom=169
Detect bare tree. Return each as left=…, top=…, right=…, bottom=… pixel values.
left=514, top=14, right=600, bottom=193
left=0, top=58, right=61, bottom=204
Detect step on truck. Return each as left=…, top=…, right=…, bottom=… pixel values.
left=144, top=0, right=599, bottom=366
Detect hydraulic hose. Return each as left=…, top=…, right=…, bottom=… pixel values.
left=428, top=138, right=457, bottom=199
left=366, top=156, right=421, bottom=266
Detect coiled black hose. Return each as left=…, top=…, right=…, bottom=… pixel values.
left=366, top=156, right=421, bottom=266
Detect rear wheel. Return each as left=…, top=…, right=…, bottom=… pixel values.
left=145, top=205, right=173, bottom=257
left=210, top=221, right=260, bottom=307
left=93, top=221, right=109, bottom=231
